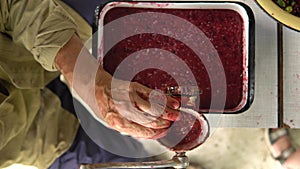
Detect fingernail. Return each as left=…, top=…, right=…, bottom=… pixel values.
left=171, top=100, right=180, bottom=109
left=166, top=111, right=180, bottom=121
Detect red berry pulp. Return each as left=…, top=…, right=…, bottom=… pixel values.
left=103, top=7, right=246, bottom=111
left=157, top=109, right=209, bottom=152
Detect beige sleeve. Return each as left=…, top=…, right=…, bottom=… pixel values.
left=0, top=0, right=79, bottom=71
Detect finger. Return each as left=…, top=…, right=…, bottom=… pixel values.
left=131, top=92, right=165, bottom=117
left=165, top=95, right=180, bottom=109
left=133, top=82, right=180, bottom=109
left=129, top=97, right=179, bottom=122
left=114, top=100, right=157, bottom=123
left=138, top=99, right=180, bottom=121
left=130, top=82, right=152, bottom=100
left=105, top=112, right=168, bottom=139
left=127, top=104, right=171, bottom=129
left=140, top=117, right=171, bottom=129
left=113, top=99, right=171, bottom=130
left=148, top=90, right=180, bottom=110
left=159, top=107, right=180, bottom=121
left=130, top=86, right=180, bottom=121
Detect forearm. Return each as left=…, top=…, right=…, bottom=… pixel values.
left=55, top=34, right=100, bottom=88
left=55, top=34, right=84, bottom=85
left=54, top=34, right=111, bottom=115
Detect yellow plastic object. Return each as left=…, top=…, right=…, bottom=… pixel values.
left=256, top=0, right=300, bottom=31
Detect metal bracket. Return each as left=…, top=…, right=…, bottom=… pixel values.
left=80, top=152, right=189, bottom=169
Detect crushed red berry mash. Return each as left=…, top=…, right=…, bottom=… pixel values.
left=102, top=7, right=246, bottom=111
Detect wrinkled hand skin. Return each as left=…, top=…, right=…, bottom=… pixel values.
left=94, top=69, right=180, bottom=139
left=55, top=34, right=180, bottom=139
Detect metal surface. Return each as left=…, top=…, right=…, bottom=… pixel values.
left=283, top=26, right=300, bottom=128
left=277, top=23, right=284, bottom=128
left=80, top=153, right=189, bottom=169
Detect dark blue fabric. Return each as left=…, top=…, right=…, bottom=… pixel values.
left=61, top=0, right=112, bottom=26
left=0, top=81, right=9, bottom=96
left=47, top=127, right=135, bottom=169
left=46, top=77, right=137, bottom=169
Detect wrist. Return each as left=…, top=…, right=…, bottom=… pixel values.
left=55, top=34, right=81, bottom=85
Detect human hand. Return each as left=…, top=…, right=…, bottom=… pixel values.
left=55, top=35, right=180, bottom=139
left=92, top=69, right=180, bottom=139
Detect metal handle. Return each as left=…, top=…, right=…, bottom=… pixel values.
left=80, top=153, right=189, bottom=169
